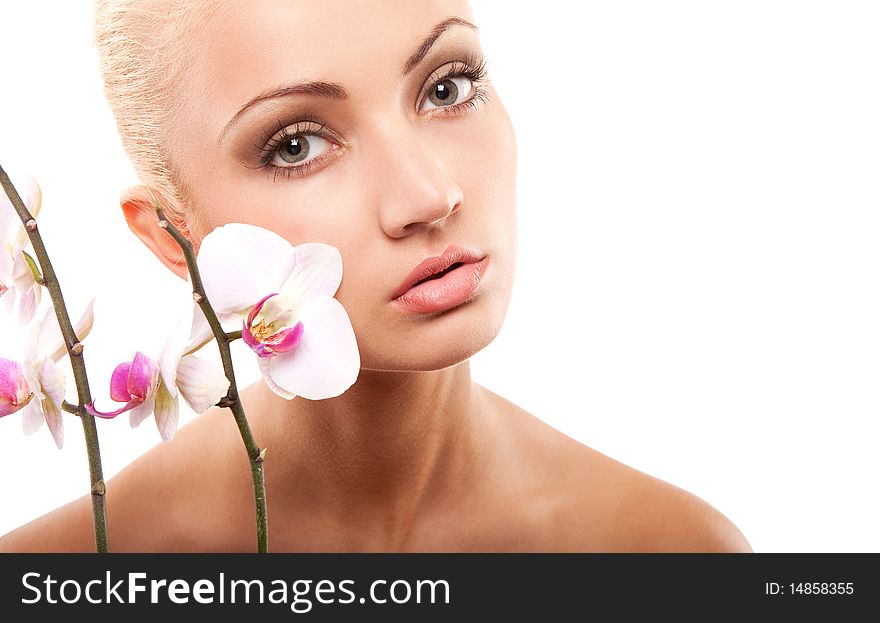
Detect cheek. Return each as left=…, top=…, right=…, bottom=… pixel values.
left=188, top=171, right=356, bottom=249
left=462, top=106, right=519, bottom=267
left=461, top=105, right=518, bottom=218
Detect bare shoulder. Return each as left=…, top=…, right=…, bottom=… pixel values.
left=0, top=405, right=247, bottom=552
left=0, top=493, right=97, bottom=552
left=558, top=438, right=751, bottom=552
left=607, top=467, right=753, bottom=552
left=102, top=405, right=255, bottom=551
left=483, top=388, right=752, bottom=552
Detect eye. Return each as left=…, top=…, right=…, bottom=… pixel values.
left=255, top=119, right=343, bottom=180
left=266, top=132, right=333, bottom=168
left=421, top=75, right=474, bottom=111
left=418, top=53, right=490, bottom=114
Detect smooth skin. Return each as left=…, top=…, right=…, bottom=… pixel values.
left=1, top=0, right=750, bottom=552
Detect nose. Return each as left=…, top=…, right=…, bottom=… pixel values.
left=370, top=124, right=464, bottom=239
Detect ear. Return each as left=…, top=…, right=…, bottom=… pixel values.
left=120, top=185, right=189, bottom=280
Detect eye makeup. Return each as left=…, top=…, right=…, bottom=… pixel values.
left=251, top=116, right=344, bottom=182
left=250, top=50, right=492, bottom=183
left=416, top=50, right=490, bottom=113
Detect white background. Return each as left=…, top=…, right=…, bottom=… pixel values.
left=1, top=1, right=878, bottom=552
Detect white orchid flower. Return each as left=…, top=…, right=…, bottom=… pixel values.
left=192, top=223, right=360, bottom=400
left=1, top=299, right=96, bottom=448
left=0, top=164, right=43, bottom=324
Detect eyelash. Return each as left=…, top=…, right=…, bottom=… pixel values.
left=419, top=51, right=490, bottom=115
left=256, top=53, right=491, bottom=182
left=256, top=119, right=336, bottom=183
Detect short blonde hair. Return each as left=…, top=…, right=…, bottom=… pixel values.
left=93, top=0, right=222, bottom=237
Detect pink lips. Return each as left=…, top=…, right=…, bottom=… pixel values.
left=391, top=246, right=488, bottom=314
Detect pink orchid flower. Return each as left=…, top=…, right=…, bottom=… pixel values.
left=191, top=223, right=359, bottom=400
left=87, top=310, right=229, bottom=441
left=2, top=299, right=95, bottom=448
left=87, top=351, right=160, bottom=420
left=0, top=164, right=43, bottom=324
left=0, top=358, right=33, bottom=417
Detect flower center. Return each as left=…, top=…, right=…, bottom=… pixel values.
left=242, top=293, right=306, bottom=358
left=251, top=319, right=278, bottom=341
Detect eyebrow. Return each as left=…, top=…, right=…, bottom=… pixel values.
left=220, top=16, right=478, bottom=141
left=401, top=16, right=478, bottom=75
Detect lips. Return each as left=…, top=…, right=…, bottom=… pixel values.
left=413, top=261, right=464, bottom=285
left=391, top=246, right=486, bottom=301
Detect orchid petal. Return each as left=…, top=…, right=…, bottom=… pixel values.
left=13, top=175, right=43, bottom=249
left=242, top=294, right=304, bottom=355
left=128, top=396, right=155, bottom=428
left=257, top=356, right=298, bottom=400
left=12, top=172, right=42, bottom=249
left=41, top=395, right=64, bottom=449
left=185, top=304, right=242, bottom=355
left=262, top=296, right=360, bottom=400
left=246, top=292, right=277, bottom=328
left=186, top=303, right=214, bottom=354
left=176, top=355, right=230, bottom=413
left=197, top=223, right=297, bottom=314
left=259, top=322, right=304, bottom=355
left=110, top=362, right=133, bottom=402
left=2, top=282, right=14, bottom=312
left=20, top=399, right=43, bottom=435
left=36, top=358, right=66, bottom=447
left=53, top=298, right=97, bottom=362
left=241, top=317, right=265, bottom=355
left=0, top=358, right=32, bottom=417
left=85, top=399, right=141, bottom=419
left=11, top=250, right=34, bottom=291
left=36, top=358, right=65, bottom=411
left=23, top=304, right=53, bottom=363
left=242, top=311, right=303, bottom=359
left=18, top=285, right=36, bottom=325
left=0, top=391, right=16, bottom=417
left=0, top=245, right=13, bottom=285
left=128, top=352, right=158, bottom=400
left=0, top=164, right=41, bottom=247
left=27, top=298, right=96, bottom=364
left=0, top=358, right=26, bottom=389
left=153, top=379, right=179, bottom=442
left=159, top=313, right=192, bottom=399
left=19, top=362, right=39, bottom=402
left=0, top=192, right=14, bottom=245
left=275, top=243, right=344, bottom=310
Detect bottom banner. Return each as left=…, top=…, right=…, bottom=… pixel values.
left=0, top=553, right=875, bottom=619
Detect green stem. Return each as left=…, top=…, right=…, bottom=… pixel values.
left=156, top=208, right=268, bottom=552
left=0, top=165, right=108, bottom=552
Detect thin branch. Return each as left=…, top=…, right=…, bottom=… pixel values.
left=156, top=209, right=268, bottom=552
left=0, top=165, right=108, bottom=552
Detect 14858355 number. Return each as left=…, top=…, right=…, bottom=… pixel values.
left=790, top=582, right=854, bottom=595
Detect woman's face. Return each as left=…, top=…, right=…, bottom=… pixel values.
left=169, top=0, right=517, bottom=371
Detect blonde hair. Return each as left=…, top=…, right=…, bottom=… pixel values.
left=93, top=0, right=222, bottom=237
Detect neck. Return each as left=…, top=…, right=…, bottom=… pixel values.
left=252, top=360, right=489, bottom=529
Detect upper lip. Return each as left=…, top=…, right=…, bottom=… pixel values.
left=391, top=245, right=486, bottom=300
